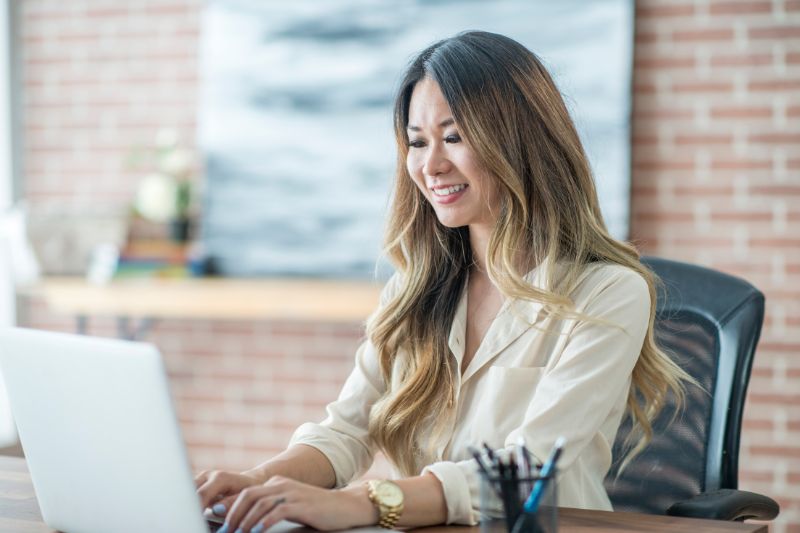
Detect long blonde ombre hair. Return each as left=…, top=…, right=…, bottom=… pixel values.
left=367, top=31, right=689, bottom=477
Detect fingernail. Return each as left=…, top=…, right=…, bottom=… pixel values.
left=234, top=529, right=244, bottom=533
left=212, top=503, right=227, bottom=516
left=217, top=524, right=228, bottom=533
left=251, top=524, right=265, bottom=533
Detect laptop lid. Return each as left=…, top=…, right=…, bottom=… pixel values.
left=0, top=327, right=210, bottom=533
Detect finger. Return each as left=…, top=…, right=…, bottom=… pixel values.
left=252, top=502, right=297, bottom=533
left=239, top=495, right=287, bottom=532
left=197, top=473, right=239, bottom=510
left=194, top=470, right=210, bottom=488
left=225, top=486, right=275, bottom=531
left=206, top=493, right=240, bottom=518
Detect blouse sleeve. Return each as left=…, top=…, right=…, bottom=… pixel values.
left=423, top=267, right=651, bottom=524
left=288, top=274, right=400, bottom=487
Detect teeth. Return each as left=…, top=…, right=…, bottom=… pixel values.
left=432, top=184, right=467, bottom=196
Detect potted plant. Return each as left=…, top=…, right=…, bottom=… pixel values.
left=131, top=129, right=196, bottom=242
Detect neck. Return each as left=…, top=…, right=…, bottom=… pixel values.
left=468, top=223, right=492, bottom=276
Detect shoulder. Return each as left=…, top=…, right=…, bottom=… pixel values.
left=582, top=262, right=649, bottom=293
left=571, top=262, right=651, bottom=314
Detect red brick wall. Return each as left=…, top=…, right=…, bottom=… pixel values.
left=21, top=0, right=199, bottom=208
left=630, top=2, right=800, bottom=531
left=16, top=0, right=800, bottom=531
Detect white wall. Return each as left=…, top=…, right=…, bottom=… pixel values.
left=0, top=0, right=19, bottom=446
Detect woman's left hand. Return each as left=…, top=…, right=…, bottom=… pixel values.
left=217, top=475, right=376, bottom=533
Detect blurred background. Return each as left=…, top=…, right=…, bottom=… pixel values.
left=0, top=0, right=798, bottom=531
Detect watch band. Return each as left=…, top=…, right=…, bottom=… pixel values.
left=366, top=480, right=404, bottom=529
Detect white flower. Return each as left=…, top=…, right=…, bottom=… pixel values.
left=159, top=148, right=192, bottom=179
left=135, top=173, right=178, bottom=222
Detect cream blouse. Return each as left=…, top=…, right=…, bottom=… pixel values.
left=289, top=263, right=650, bottom=525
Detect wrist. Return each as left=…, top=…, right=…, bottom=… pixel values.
left=240, top=461, right=281, bottom=484
left=341, top=483, right=380, bottom=528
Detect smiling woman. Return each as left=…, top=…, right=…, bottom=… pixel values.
left=195, top=31, right=691, bottom=533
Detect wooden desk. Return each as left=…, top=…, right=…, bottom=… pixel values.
left=0, top=456, right=766, bottom=533
left=20, top=277, right=383, bottom=338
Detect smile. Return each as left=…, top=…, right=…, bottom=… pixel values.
left=432, top=184, right=468, bottom=196
left=430, top=184, right=468, bottom=205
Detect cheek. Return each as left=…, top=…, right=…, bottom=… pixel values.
left=406, top=155, right=425, bottom=189
left=406, top=152, right=420, bottom=175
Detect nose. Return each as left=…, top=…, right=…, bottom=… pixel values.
left=422, top=143, right=452, bottom=177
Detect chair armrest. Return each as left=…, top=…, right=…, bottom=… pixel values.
left=666, top=489, right=779, bottom=521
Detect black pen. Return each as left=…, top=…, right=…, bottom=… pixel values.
left=482, top=442, right=497, bottom=469
left=468, top=446, right=494, bottom=480
left=508, top=454, right=520, bottom=519
left=515, top=436, right=532, bottom=496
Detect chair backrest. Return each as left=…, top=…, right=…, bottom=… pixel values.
left=604, top=257, right=764, bottom=514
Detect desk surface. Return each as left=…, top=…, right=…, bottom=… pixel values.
left=0, top=456, right=766, bottom=533
left=21, top=277, right=383, bottom=323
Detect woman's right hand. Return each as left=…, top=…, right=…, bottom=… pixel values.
left=195, top=470, right=263, bottom=516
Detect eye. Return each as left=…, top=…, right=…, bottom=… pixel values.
left=408, top=139, right=426, bottom=148
left=444, top=133, right=461, bottom=144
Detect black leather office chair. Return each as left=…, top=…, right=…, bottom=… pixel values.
left=604, top=257, right=779, bottom=521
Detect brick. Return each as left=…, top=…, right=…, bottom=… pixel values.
left=635, top=28, right=660, bottom=44
left=632, top=159, right=695, bottom=171
left=633, top=81, right=658, bottom=94
left=674, top=133, right=734, bottom=145
left=749, top=133, right=800, bottom=144
left=634, top=212, right=694, bottom=223
left=673, top=237, right=736, bottom=247
left=710, top=106, right=772, bottom=120
left=710, top=53, right=773, bottom=68
left=635, top=56, right=695, bottom=69
left=711, top=211, right=773, bottom=222
left=84, top=7, right=132, bottom=18
left=750, top=185, right=800, bottom=196
left=749, top=445, right=800, bottom=458
left=673, top=184, right=734, bottom=196
left=671, top=80, right=735, bottom=93
left=632, top=134, right=659, bottom=145
left=635, top=108, right=695, bottom=121
left=749, top=26, right=800, bottom=40
left=739, top=468, right=774, bottom=482
left=709, top=0, right=773, bottom=15
left=637, top=3, right=695, bottom=17
left=749, top=79, right=800, bottom=92
left=710, top=157, right=772, bottom=170
left=673, top=28, right=736, bottom=43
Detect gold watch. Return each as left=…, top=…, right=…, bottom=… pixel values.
left=366, top=480, right=404, bottom=529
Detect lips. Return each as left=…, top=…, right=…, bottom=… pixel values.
left=430, top=183, right=469, bottom=205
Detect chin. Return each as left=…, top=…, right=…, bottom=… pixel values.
left=434, top=215, right=468, bottom=229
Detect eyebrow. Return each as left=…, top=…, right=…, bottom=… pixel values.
left=407, top=117, right=455, bottom=131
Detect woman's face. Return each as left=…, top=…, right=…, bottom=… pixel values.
left=406, top=78, right=500, bottom=230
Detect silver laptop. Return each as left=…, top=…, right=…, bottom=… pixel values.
left=0, top=327, right=220, bottom=533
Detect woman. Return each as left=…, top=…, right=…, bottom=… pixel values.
left=196, top=31, right=688, bottom=533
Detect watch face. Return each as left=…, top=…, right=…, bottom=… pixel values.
left=376, top=482, right=403, bottom=507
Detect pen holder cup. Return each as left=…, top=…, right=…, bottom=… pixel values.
left=479, top=473, right=557, bottom=533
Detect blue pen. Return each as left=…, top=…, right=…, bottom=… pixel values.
left=522, top=436, right=565, bottom=513
left=510, top=437, right=565, bottom=533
